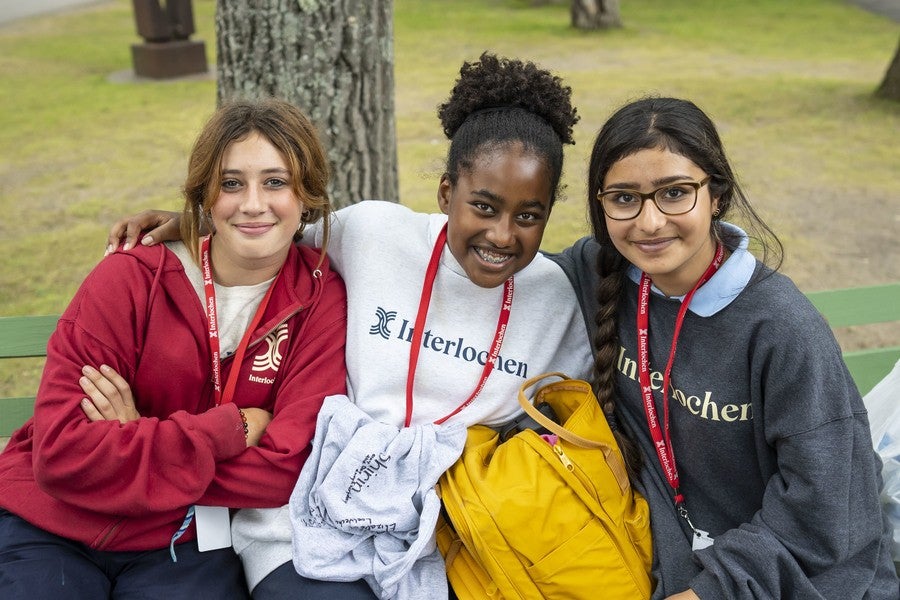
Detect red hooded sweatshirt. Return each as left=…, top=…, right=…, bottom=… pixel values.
left=0, top=241, right=347, bottom=551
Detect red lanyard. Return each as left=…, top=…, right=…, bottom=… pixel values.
left=201, top=235, right=279, bottom=406
left=637, top=243, right=724, bottom=507
left=404, top=224, right=514, bottom=427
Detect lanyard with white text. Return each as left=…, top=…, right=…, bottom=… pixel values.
left=637, top=243, right=724, bottom=530
left=201, top=235, right=279, bottom=406
left=404, top=224, right=514, bottom=427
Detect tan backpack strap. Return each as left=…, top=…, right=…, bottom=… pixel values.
left=517, top=372, right=606, bottom=449
left=518, top=372, right=630, bottom=492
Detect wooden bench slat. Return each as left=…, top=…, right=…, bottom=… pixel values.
left=806, top=283, right=900, bottom=329
left=0, top=315, right=58, bottom=358
left=0, top=396, right=36, bottom=438
left=2, top=284, right=899, bottom=438
left=844, top=347, right=900, bottom=397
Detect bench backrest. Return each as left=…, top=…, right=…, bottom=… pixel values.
left=806, top=283, right=900, bottom=398
left=1, top=282, right=898, bottom=438
left=0, top=315, right=59, bottom=438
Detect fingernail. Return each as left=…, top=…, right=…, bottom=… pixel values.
left=142, top=236, right=153, bottom=246
left=104, top=244, right=113, bottom=257
left=81, top=366, right=93, bottom=375
left=123, top=242, right=132, bottom=252
left=100, top=364, right=111, bottom=373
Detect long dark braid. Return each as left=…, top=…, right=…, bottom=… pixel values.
left=592, top=246, right=643, bottom=480
left=584, top=104, right=649, bottom=482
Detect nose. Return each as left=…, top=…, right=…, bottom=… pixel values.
left=634, top=198, right=666, bottom=233
left=240, top=184, right=265, bottom=214
left=485, top=217, right=514, bottom=248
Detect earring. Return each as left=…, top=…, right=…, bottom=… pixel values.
left=713, top=208, right=721, bottom=218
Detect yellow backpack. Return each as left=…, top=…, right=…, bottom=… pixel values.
left=436, top=372, right=653, bottom=599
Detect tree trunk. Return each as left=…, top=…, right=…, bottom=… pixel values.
left=876, top=36, right=900, bottom=101
left=571, top=0, right=622, bottom=30
left=216, top=0, right=398, bottom=209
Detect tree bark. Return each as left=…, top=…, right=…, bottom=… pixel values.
left=216, top=0, right=398, bottom=209
left=571, top=0, right=622, bottom=30
left=876, top=36, right=900, bottom=101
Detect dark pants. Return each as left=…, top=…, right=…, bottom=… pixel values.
left=0, top=509, right=249, bottom=600
left=252, top=560, right=376, bottom=600
left=252, top=560, right=461, bottom=600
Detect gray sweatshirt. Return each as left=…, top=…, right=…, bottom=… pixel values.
left=289, top=394, right=467, bottom=599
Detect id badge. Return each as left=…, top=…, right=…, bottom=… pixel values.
left=691, top=527, right=715, bottom=551
left=195, top=505, right=232, bottom=551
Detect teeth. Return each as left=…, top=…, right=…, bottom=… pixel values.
left=475, top=248, right=512, bottom=265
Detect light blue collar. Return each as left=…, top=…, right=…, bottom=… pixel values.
left=625, top=222, right=756, bottom=317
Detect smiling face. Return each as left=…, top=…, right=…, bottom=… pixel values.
left=437, top=143, right=552, bottom=289
left=603, top=147, right=719, bottom=296
left=209, top=131, right=304, bottom=286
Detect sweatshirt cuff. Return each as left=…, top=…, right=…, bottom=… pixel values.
left=181, top=403, right=247, bottom=460
left=689, top=569, right=723, bottom=600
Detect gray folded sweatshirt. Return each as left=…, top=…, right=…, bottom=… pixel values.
left=289, top=394, right=467, bottom=599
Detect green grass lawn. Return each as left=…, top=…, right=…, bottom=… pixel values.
left=1, top=0, right=898, bottom=397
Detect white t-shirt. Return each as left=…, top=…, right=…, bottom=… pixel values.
left=166, top=241, right=273, bottom=357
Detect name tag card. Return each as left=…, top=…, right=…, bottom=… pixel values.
left=195, top=505, right=232, bottom=552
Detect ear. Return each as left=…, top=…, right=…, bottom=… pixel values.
left=437, top=173, right=452, bottom=215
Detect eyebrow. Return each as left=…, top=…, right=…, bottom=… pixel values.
left=221, top=167, right=290, bottom=176
left=471, top=189, right=548, bottom=213
left=605, top=174, right=696, bottom=190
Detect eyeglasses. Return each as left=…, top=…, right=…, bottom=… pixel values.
left=597, top=176, right=712, bottom=221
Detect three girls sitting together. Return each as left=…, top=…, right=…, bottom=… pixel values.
left=0, top=53, right=896, bottom=600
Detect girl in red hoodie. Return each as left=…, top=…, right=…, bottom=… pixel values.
left=0, top=99, right=347, bottom=599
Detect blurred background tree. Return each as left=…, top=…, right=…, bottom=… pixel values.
left=216, top=0, right=398, bottom=209
left=571, top=0, right=621, bottom=29
left=876, top=36, right=900, bottom=100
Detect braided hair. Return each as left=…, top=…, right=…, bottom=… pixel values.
left=437, top=52, right=578, bottom=207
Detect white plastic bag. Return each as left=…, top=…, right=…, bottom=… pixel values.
left=863, top=359, right=900, bottom=562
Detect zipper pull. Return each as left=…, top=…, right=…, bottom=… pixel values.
left=553, top=443, right=574, bottom=471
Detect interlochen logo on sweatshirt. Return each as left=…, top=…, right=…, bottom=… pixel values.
left=247, top=323, right=288, bottom=385
left=369, top=306, right=529, bottom=378
left=617, top=346, right=753, bottom=423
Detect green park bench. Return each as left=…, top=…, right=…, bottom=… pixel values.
left=0, top=314, right=58, bottom=438
left=1, top=282, right=899, bottom=439
left=805, top=282, right=900, bottom=397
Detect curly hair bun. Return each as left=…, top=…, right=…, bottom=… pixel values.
left=438, top=52, right=578, bottom=144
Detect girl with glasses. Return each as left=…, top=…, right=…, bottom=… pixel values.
left=551, top=96, right=898, bottom=598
